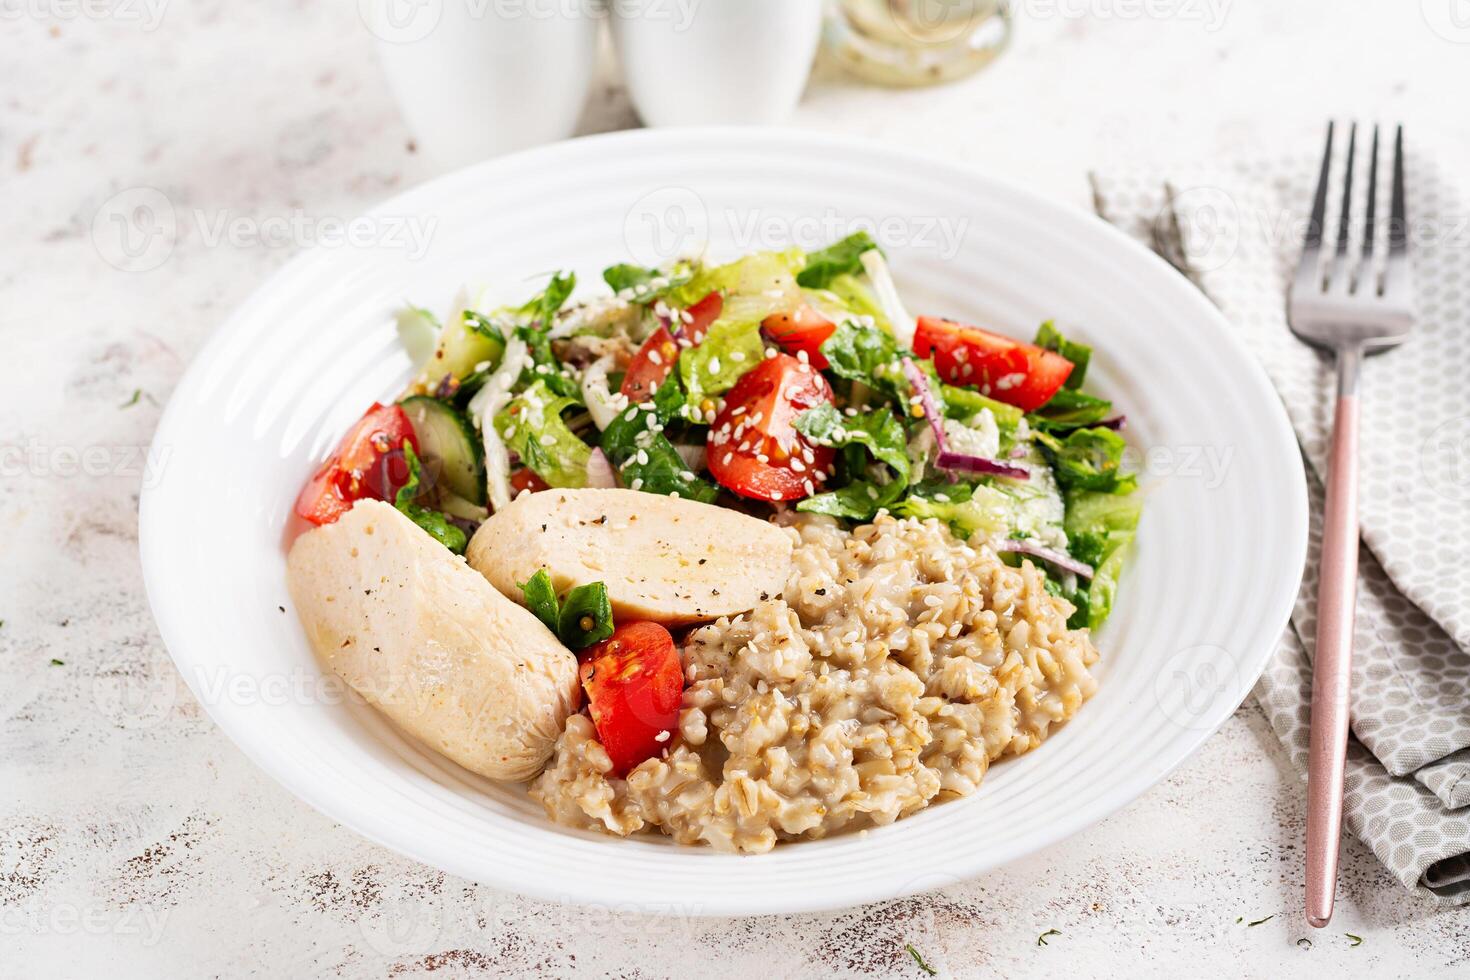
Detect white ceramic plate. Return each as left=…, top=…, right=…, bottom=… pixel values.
left=140, top=128, right=1306, bottom=916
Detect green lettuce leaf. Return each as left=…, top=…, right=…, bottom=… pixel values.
left=795, top=402, right=910, bottom=484
left=494, top=379, right=593, bottom=488
left=796, top=231, right=881, bottom=289
left=600, top=379, right=720, bottom=503
left=798, top=477, right=905, bottom=521
left=819, top=320, right=906, bottom=403
left=1063, top=489, right=1143, bottom=630
left=1035, top=320, right=1091, bottom=390
left=679, top=319, right=766, bottom=407
left=897, top=483, right=1015, bottom=541
left=1029, top=388, right=1113, bottom=429
left=602, top=261, right=695, bottom=300
left=1034, top=426, right=1136, bottom=494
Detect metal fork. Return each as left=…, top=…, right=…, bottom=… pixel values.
left=1289, top=122, right=1413, bottom=928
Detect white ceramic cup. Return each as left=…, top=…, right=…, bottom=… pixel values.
left=362, top=0, right=601, bottom=169
left=609, top=0, right=823, bottom=128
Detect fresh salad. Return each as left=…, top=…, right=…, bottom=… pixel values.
left=294, top=233, right=1142, bottom=630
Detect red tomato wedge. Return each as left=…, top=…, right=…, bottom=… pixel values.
left=620, top=291, right=724, bottom=402
left=762, top=305, right=837, bottom=369
left=509, top=467, right=549, bottom=495
left=294, top=403, right=418, bottom=525
left=706, top=353, right=836, bottom=502
left=912, top=316, right=1074, bottom=412
left=579, top=622, right=684, bottom=776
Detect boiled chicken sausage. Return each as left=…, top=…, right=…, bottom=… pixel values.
left=287, top=500, right=581, bottom=781
left=467, top=488, right=793, bottom=626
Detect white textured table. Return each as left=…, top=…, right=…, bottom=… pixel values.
left=4, top=2, right=1469, bottom=976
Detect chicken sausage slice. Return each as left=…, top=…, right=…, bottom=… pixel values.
left=467, top=488, right=793, bottom=626
left=287, top=499, right=581, bottom=781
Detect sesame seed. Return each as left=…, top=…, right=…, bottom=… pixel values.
left=636, top=449, right=649, bottom=465
left=765, top=347, right=777, bottom=358
left=631, top=477, right=644, bottom=491
left=648, top=349, right=663, bottom=366
left=539, top=435, right=555, bottom=446
left=708, top=356, right=721, bottom=375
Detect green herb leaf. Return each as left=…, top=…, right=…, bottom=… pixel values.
left=50, top=658, right=64, bottom=666
left=120, top=389, right=143, bottom=409
left=392, top=443, right=467, bottom=554
left=517, top=570, right=561, bottom=634
left=797, top=231, right=881, bottom=289
left=1246, top=915, right=1274, bottom=927
left=462, top=310, right=507, bottom=347
left=904, top=943, right=937, bottom=976
left=558, top=582, right=614, bottom=649
left=519, top=271, right=576, bottom=329
left=1035, top=320, right=1091, bottom=389
left=1037, top=928, right=1061, bottom=947
left=1345, top=933, right=1363, bottom=947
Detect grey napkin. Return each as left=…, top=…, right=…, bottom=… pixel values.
left=1092, top=140, right=1470, bottom=904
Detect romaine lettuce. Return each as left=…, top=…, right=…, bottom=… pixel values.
left=494, top=379, right=593, bottom=489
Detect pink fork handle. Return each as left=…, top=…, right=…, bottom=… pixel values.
left=1305, top=348, right=1362, bottom=929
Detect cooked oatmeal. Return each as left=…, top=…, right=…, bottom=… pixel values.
left=530, top=512, right=1100, bottom=853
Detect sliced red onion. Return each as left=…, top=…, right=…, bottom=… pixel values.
left=901, top=357, right=947, bottom=447
left=585, top=448, right=619, bottom=489
left=936, top=450, right=1033, bottom=480
left=902, top=356, right=1030, bottom=481
left=998, top=539, right=1094, bottom=579
left=674, top=443, right=706, bottom=473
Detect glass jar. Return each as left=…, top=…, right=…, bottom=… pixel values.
left=824, top=0, right=1013, bottom=87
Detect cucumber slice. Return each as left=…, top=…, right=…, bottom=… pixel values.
left=416, top=310, right=504, bottom=390
left=401, top=396, right=486, bottom=506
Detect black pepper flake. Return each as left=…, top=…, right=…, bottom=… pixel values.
left=711, top=589, right=719, bottom=596
left=759, top=592, right=769, bottom=601
left=541, top=524, right=547, bottom=532
left=278, top=606, right=285, bottom=613
left=814, top=588, right=826, bottom=595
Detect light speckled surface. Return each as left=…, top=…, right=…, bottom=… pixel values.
left=4, top=2, right=1469, bottom=976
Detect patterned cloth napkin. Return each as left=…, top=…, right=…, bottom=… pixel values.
left=1091, top=142, right=1470, bottom=904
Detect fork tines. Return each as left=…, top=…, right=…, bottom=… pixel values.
left=1297, top=122, right=1407, bottom=299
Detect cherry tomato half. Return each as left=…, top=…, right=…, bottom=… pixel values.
left=912, top=316, right=1074, bottom=412
left=294, top=403, right=418, bottom=526
left=509, top=467, right=550, bottom=496
left=579, top=622, right=684, bottom=776
left=706, top=353, right=835, bottom=502
left=620, top=291, right=724, bottom=402
left=762, top=304, right=837, bottom=369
